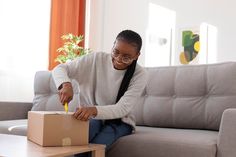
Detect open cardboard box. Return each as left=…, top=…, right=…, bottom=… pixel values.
left=27, top=111, right=89, bottom=147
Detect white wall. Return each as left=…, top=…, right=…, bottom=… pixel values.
left=152, top=0, right=236, bottom=64
left=88, top=0, right=236, bottom=65
left=88, top=0, right=148, bottom=65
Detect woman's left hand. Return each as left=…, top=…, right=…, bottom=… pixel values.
left=73, top=107, right=98, bottom=121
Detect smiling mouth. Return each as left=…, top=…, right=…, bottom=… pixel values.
left=114, top=59, right=123, bottom=65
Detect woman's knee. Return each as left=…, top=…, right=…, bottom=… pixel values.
left=89, top=119, right=103, bottom=141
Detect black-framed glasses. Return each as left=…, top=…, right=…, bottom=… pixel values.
left=111, top=51, right=134, bottom=64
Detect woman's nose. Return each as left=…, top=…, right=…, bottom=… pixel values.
left=116, top=55, right=123, bottom=61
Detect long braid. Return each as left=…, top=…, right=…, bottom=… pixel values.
left=105, top=30, right=142, bottom=125
left=106, top=60, right=137, bottom=125
left=116, top=60, right=137, bottom=102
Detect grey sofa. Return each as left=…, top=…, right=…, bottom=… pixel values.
left=0, top=102, right=32, bottom=135
left=1, top=62, right=236, bottom=157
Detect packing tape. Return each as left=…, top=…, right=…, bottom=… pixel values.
left=62, top=137, right=72, bottom=146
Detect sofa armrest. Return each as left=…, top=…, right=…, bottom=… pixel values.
left=217, top=108, right=236, bottom=157
left=0, top=102, right=33, bottom=120
left=32, top=70, right=80, bottom=112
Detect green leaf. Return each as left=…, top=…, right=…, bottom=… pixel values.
left=55, top=33, right=92, bottom=63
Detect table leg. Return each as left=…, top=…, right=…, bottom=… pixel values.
left=91, top=148, right=105, bottom=157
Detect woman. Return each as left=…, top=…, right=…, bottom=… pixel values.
left=52, top=30, right=147, bottom=156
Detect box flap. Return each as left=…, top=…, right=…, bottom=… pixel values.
left=29, top=111, right=74, bottom=115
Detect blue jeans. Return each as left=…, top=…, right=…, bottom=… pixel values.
left=75, top=119, right=132, bottom=157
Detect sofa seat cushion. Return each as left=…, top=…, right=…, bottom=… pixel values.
left=107, top=126, right=218, bottom=157
left=0, top=119, right=27, bottom=136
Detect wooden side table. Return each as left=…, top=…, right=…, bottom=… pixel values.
left=0, top=134, right=105, bottom=157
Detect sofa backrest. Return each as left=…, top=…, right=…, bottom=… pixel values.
left=0, top=102, right=32, bottom=120
left=133, top=62, right=236, bottom=131
left=32, top=71, right=80, bottom=112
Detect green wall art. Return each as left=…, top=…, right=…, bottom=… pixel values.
left=179, top=30, right=200, bottom=64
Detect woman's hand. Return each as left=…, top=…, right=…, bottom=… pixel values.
left=73, top=107, right=98, bottom=121
left=59, top=82, right=73, bottom=104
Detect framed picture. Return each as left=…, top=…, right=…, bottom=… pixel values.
left=176, top=23, right=218, bottom=65
left=179, top=27, right=200, bottom=65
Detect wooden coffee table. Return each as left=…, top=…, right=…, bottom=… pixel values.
left=0, top=134, right=105, bottom=157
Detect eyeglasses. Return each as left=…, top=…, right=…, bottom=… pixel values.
left=111, top=50, right=134, bottom=64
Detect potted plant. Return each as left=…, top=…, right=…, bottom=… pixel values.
left=55, top=33, right=90, bottom=63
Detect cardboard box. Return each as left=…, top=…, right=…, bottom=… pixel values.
left=27, top=111, right=89, bottom=147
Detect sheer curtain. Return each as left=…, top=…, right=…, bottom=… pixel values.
left=0, top=0, right=51, bottom=102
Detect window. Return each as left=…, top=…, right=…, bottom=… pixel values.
left=0, top=0, right=51, bottom=102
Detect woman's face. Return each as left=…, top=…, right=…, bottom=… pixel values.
left=111, top=39, right=140, bottom=70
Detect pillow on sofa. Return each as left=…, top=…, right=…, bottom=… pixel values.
left=32, top=71, right=80, bottom=112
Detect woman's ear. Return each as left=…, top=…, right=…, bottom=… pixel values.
left=134, top=52, right=140, bottom=60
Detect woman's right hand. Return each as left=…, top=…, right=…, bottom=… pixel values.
left=59, top=82, right=74, bottom=104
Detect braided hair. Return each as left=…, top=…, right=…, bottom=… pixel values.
left=106, top=30, right=142, bottom=125
left=115, top=30, right=142, bottom=102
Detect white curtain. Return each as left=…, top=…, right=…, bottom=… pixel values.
left=0, top=0, right=51, bottom=102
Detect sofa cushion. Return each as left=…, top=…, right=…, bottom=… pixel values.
left=133, top=62, right=236, bottom=130
left=32, top=71, right=80, bottom=112
left=0, top=119, right=27, bottom=136
left=107, top=126, right=218, bottom=157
